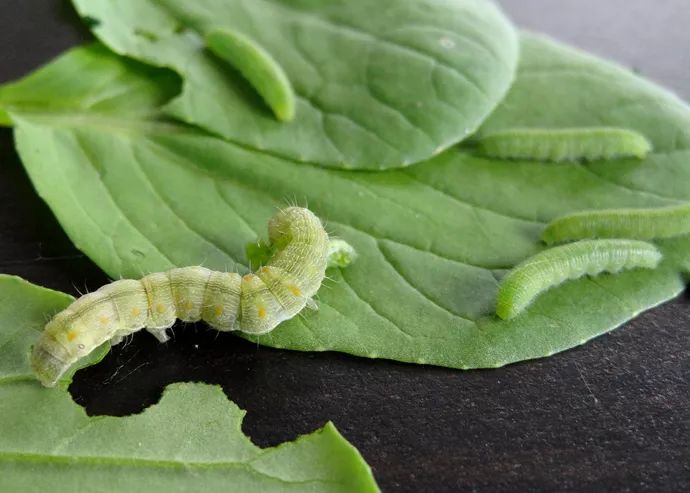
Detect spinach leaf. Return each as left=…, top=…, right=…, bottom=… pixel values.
left=3, top=34, right=689, bottom=369
left=70, top=0, right=518, bottom=169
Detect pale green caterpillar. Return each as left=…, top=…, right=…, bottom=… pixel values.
left=542, top=203, right=690, bottom=244
left=32, top=208, right=351, bottom=387
left=495, top=239, right=662, bottom=320
left=205, top=29, right=296, bottom=122
left=476, top=127, right=652, bottom=162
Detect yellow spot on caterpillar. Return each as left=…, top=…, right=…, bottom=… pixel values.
left=98, top=315, right=109, bottom=325
left=260, top=266, right=270, bottom=274
left=243, top=274, right=254, bottom=282
left=156, top=303, right=166, bottom=314
left=183, top=301, right=193, bottom=311
left=214, top=305, right=224, bottom=317
left=66, top=330, right=78, bottom=342
left=258, top=305, right=266, bottom=319
left=289, top=284, right=301, bottom=296
left=131, top=307, right=141, bottom=317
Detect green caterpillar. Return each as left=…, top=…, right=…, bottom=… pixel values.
left=476, top=127, right=652, bottom=162
left=32, top=207, right=351, bottom=387
left=205, top=29, right=296, bottom=122
left=495, top=239, right=662, bottom=320
left=542, top=203, right=690, bottom=244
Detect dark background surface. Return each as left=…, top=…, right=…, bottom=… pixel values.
left=1, top=1, right=689, bottom=491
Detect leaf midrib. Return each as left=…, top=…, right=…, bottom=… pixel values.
left=9, top=111, right=190, bottom=135
left=0, top=451, right=344, bottom=487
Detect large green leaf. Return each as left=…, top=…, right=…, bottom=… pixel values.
left=3, top=33, right=690, bottom=370
left=70, top=0, right=518, bottom=169
left=0, top=275, right=379, bottom=492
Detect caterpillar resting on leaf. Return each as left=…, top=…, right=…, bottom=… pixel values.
left=476, top=127, right=652, bottom=162
left=495, top=239, right=662, bottom=320
left=32, top=207, right=352, bottom=387
left=205, top=29, right=296, bottom=123
left=542, top=202, right=690, bottom=244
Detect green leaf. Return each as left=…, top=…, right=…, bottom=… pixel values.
left=0, top=44, right=180, bottom=127
left=0, top=276, right=75, bottom=385
left=0, top=275, right=379, bottom=492
left=4, top=33, right=690, bottom=370
left=70, top=0, right=519, bottom=169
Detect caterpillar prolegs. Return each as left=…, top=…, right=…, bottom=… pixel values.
left=32, top=207, right=352, bottom=387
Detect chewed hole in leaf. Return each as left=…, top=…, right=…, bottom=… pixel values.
left=65, top=322, right=383, bottom=448
left=0, top=279, right=380, bottom=491
left=69, top=325, right=236, bottom=417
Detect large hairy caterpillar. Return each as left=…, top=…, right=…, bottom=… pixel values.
left=476, top=127, right=652, bottom=162
left=205, top=29, right=296, bottom=122
left=495, top=239, right=662, bottom=320
left=542, top=203, right=690, bottom=245
left=32, top=207, right=350, bottom=387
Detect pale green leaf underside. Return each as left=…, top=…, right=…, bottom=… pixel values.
left=0, top=275, right=379, bottom=493
left=5, top=33, right=690, bottom=370
left=70, top=0, right=518, bottom=169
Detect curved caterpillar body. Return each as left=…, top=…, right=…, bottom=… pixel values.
left=32, top=207, right=329, bottom=387
left=205, top=29, right=296, bottom=122
left=495, top=239, right=662, bottom=320
left=543, top=203, right=690, bottom=244
left=476, top=127, right=652, bottom=162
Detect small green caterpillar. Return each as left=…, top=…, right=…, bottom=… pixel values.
left=32, top=208, right=351, bottom=387
left=543, top=203, right=690, bottom=244
left=495, top=239, right=662, bottom=320
left=205, top=29, right=296, bottom=122
left=476, top=127, right=652, bottom=162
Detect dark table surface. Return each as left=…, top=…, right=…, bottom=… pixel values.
left=1, top=1, right=688, bottom=491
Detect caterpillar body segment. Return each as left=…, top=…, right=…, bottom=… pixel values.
left=542, top=203, right=690, bottom=244
left=495, top=239, right=662, bottom=320
left=32, top=207, right=330, bottom=387
left=476, top=127, right=652, bottom=162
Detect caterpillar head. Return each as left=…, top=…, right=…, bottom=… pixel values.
left=268, top=207, right=323, bottom=245
left=31, top=311, right=91, bottom=387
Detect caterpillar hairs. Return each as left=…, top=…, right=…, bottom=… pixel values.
left=32, top=207, right=355, bottom=387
